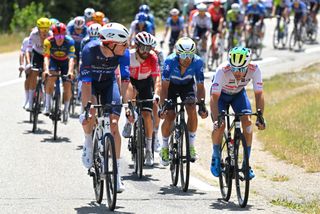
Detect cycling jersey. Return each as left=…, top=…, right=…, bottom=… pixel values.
left=27, top=28, right=53, bottom=54
left=211, top=62, right=263, bottom=95
left=227, top=10, right=245, bottom=23
left=165, top=16, right=184, bottom=33
left=43, top=35, right=75, bottom=61
left=80, top=39, right=130, bottom=83
left=162, top=53, right=204, bottom=85
left=129, top=20, right=153, bottom=35
left=129, top=49, right=159, bottom=80
left=245, top=3, right=266, bottom=17
left=80, top=36, right=99, bottom=51
left=67, top=24, right=87, bottom=58
left=191, top=12, right=212, bottom=29
left=21, top=37, right=29, bottom=53
left=208, top=6, right=225, bottom=23
left=291, top=1, right=307, bottom=15
left=273, top=0, right=290, bottom=8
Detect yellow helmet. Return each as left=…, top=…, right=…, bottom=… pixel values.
left=37, top=17, right=51, bottom=29
left=93, top=11, right=105, bottom=24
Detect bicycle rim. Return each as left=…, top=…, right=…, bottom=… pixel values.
left=219, top=132, right=232, bottom=201
left=179, top=122, right=190, bottom=192
left=105, top=135, right=117, bottom=211
left=169, top=135, right=179, bottom=186
left=137, top=118, right=145, bottom=178
left=235, top=134, right=250, bottom=208
left=93, top=131, right=103, bottom=204
left=53, top=95, right=59, bottom=140
left=32, top=87, right=41, bottom=133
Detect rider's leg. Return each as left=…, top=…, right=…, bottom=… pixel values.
left=26, top=71, right=37, bottom=110
left=43, top=72, right=56, bottom=114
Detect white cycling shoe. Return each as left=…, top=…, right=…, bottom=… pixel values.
left=117, top=175, right=125, bottom=193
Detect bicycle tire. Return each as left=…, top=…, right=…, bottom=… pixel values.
left=169, top=134, right=179, bottom=186
left=32, top=83, right=41, bottom=133
left=235, top=133, right=250, bottom=208
left=289, top=30, right=295, bottom=51
left=137, top=117, right=145, bottom=178
left=219, top=131, right=233, bottom=201
left=273, top=27, right=280, bottom=49
left=179, top=121, right=190, bottom=192
left=105, top=134, right=117, bottom=211
left=92, top=130, right=103, bottom=204
left=206, top=44, right=214, bottom=72
left=53, top=94, right=60, bottom=140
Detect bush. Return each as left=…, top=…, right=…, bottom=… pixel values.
left=9, top=2, right=49, bottom=33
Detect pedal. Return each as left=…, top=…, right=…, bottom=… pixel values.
left=88, top=169, right=95, bottom=177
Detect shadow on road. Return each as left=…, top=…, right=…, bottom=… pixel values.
left=23, top=128, right=52, bottom=135
left=122, top=173, right=160, bottom=182
left=18, top=120, right=45, bottom=124
left=74, top=201, right=134, bottom=214
left=41, top=136, right=71, bottom=143
left=157, top=185, right=206, bottom=197
left=210, top=198, right=254, bottom=211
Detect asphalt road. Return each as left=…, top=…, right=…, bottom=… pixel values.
left=0, top=17, right=319, bottom=213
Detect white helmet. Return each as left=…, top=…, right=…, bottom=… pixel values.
left=88, top=23, right=101, bottom=37
left=196, top=3, right=207, bottom=12
left=135, top=31, right=156, bottom=47
left=99, top=22, right=129, bottom=43
left=231, top=3, right=240, bottom=12
left=84, top=8, right=95, bottom=19
left=170, top=8, right=180, bottom=16
left=74, top=16, right=85, bottom=29
left=175, top=37, right=196, bottom=54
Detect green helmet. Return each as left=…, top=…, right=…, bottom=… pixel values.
left=228, top=47, right=252, bottom=68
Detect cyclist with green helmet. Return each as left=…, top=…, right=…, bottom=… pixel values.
left=210, top=47, right=266, bottom=179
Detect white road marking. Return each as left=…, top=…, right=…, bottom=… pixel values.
left=189, top=176, right=219, bottom=192
left=0, top=78, right=23, bottom=88
left=254, top=57, right=278, bottom=65
left=305, top=46, right=320, bottom=54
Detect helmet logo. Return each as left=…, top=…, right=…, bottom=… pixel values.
left=106, top=33, right=115, bottom=38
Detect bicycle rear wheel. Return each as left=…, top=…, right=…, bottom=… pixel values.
left=53, top=94, right=60, bottom=140
left=92, top=130, right=103, bottom=204
left=32, top=84, right=41, bottom=133
left=219, top=132, right=232, bottom=201
left=169, top=134, right=179, bottom=186
left=105, top=134, right=117, bottom=211
left=135, top=118, right=145, bottom=178
left=273, top=27, right=280, bottom=49
left=289, top=30, right=295, bottom=51
left=179, top=122, right=190, bottom=192
left=235, top=134, right=250, bottom=208
left=206, top=44, right=215, bottom=72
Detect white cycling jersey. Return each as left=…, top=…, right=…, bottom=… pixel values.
left=27, top=27, right=52, bottom=54
left=20, top=37, right=29, bottom=53
left=211, top=62, right=263, bottom=95
left=191, top=12, right=212, bottom=29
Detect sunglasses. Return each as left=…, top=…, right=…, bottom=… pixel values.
left=39, top=28, right=49, bottom=33
left=102, top=41, right=127, bottom=47
left=138, top=44, right=152, bottom=53
left=231, top=66, right=247, bottom=73
left=178, top=52, right=194, bottom=59
left=54, top=34, right=65, bottom=40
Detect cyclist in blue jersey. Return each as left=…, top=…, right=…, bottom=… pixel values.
left=139, top=4, right=156, bottom=34
left=79, top=23, right=130, bottom=193
left=291, top=0, right=307, bottom=29
left=245, top=0, right=266, bottom=42
left=129, top=12, right=154, bottom=47
left=80, top=23, right=101, bottom=52
left=84, top=8, right=95, bottom=24
left=309, top=0, right=320, bottom=25
left=161, top=8, right=185, bottom=54
left=158, top=37, right=208, bottom=166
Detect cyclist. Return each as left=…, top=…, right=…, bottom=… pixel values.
left=84, top=8, right=95, bottom=25
left=245, top=0, right=266, bottom=43
left=92, top=11, right=106, bottom=26
left=291, top=0, right=307, bottom=29
left=25, top=17, right=52, bottom=111
left=272, top=0, right=291, bottom=29
left=129, top=12, right=154, bottom=46
left=42, top=23, right=75, bottom=123
left=79, top=23, right=130, bottom=193
left=158, top=37, right=208, bottom=166
left=208, top=0, right=225, bottom=57
left=19, top=36, right=30, bottom=108
left=226, top=3, right=245, bottom=48
left=161, top=8, right=185, bottom=55
left=139, top=4, right=156, bottom=34
left=50, top=18, right=59, bottom=26
left=210, top=46, right=266, bottom=179
left=190, top=3, right=212, bottom=54
left=80, top=23, right=101, bottom=52
left=124, top=32, right=161, bottom=166
left=309, top=0, right=319, bottom=25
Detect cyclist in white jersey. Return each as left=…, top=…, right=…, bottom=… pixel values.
left=19, top=36, right=30, bottom=108
left=210, top=47, right=266, bottom=179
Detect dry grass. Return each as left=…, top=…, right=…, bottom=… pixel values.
left=271, top=174, right=289, bottom=182
left=271, top=198, right=320, bottom=214
left=0, top=33, right=27, bottom=53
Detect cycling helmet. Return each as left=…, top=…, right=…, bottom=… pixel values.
left=37, top=17, right=51, bottom=29
left=135, top=31, right=156, bottom=47
left=231, top=3, right=240, bottom=12
left=52, top=22, right=67, bottom=35
left=93, top=11, right=105, bottom=23
left=99, top=22, right=129, bottom=43
left=136, top=12, right=148, bottom=22
left=196, top=3, right=207, bottom=12
left=88, top=23, right=101, bottom=37
left=49, top=18, right=59, bottom=26
left=139, top=4, right=150, bottom=13
left=228, top=47, right=252, bottom=68
left=74, top=16, right=85, bottom=29
left=84, top=8, right=95, bottom=19
left=175, top=37, right=196, bottom=54
left=170, top=8, right=180, bottom=16
left=213, top=0, right=221, bottom=7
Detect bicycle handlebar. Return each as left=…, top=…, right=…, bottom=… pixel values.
left=218, top=109, right=264, bottom=127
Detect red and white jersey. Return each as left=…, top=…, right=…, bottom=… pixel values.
left=211, top=62, right=263, bottom=95
left=27, top=27, right=52, bottom=54
left=129, top=49, right=160, bottom=80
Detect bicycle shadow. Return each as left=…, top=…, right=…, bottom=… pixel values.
left=23, top=128, right=51, bottom=135
left=122, top=173, right=159, bottom=182
left=157, top=185, right=206, bottom=197
left=41, top=136, right=71, bottom=143
left=210, top=198, right=254, bottom=211
left=74, top=201, right=133, bottom=214
left=18, top=120, right=45, bottom=124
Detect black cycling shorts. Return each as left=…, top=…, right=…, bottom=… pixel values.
left=166, top=79, right=196, bottom=110
left=130, top=76, right=153, bottom=112
left=31, top=50, right=44, bottom=69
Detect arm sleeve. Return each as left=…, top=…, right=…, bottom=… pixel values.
left=210, top=68, right=224, bottom=94
left=26, top=32, right=33, bottom=52
left=195, top=60, right=205, bottom=83
left=118, top=49, right=130, bottom=81
left=162, top=58, right=171, bottom=81
left=252, top=65, right=263, bottom=92
left=80, top=46, right=92, bottom=83
left=165, top=17, right=171, bottom=27
left=67, top=38, right=76, bottom=58
left=150, top=53, right=160, bottom=77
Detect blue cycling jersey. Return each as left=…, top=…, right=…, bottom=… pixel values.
left=80, top=40, right=130, bottom=83
left=165, top=16, right=184, bottom=32
left=246, top=3, right=266, bottom=16
left=162, top=53, right=204, bottom=85
left=67, top=24, right=87, bottom=52
left=291, top=1, right=307, bottom=14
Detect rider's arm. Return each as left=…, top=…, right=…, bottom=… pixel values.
left=195, top=59, right=205, bottom=100
left=252, top=64, right=264, bottom=113
left=210, top=67, right=224, bottom=121
left=79, top=45, right=93, bottom=107
left=67, top=39, right=76, bottom=76
left=25, top=33, right=33, bottom=65
left=118, top=49, right=131, bottom=103
left=163, top=17, right=170, bottom=41
left=43, top=38, right=51, bottom=73
left=151, top=53, right=161, bottom=96
left=160, top=58, right=171, bottom=105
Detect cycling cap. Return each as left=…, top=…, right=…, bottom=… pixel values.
left=228, top=47, right=252, bottom=68
left=74, top=16, right=85, bottom=29
left=135, top=31, right=156, bottom=47
left=37, top=17, right=51, bottom=29
left=88, top=23, right=101, bottom=37
left=175, top=37, right=196, bottom=54
left=170, top=8, right=180, bottom=16
left=99, top=22, right=129, bottom=43
left=52, top=22, right=67, bottom=35
left=84, top=8, right=95, bottom=19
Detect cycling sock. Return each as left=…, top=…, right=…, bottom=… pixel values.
left=84, top=133, right=92, bottom=147
left=24, top=90, right=28, bottom=106
left=64, top=101, right=70, bottom=112
left=117, top=159, right=121, bottom=176
left=153, top=127, right=158, bottom=138
left=146, top=137, right=152, bottom=152
left=213, top=144, right=221, bottom=158
left=28, top=90, right=35, bottom=105
left=162, top=136, right=169, bottom=148
left=188, top=131, right=196, bottom=147
left=45, top=93, right=52, bottom=109
left=247, top=146, right=251, bottom=159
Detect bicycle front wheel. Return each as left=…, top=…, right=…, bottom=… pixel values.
left=169, top=134, right=179, bottom=186
left=92, top=130, right=103, bottom=204
left=219, top=131, right=232, bottom=201
left=53, top=94, right=60, bottom=140
left=32, top=84, right=41, bottom=133
left=135, top=118, right=145, bottom=178
left=105, top=134, right=117, bottom=211
left=235, top=134, right=250, bottom=208
left=179, top=122, right=190, bottom=192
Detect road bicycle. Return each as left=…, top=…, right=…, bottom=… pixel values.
left=304, top=14, right=318, bottom=43
left=289, top=21, right=304, bottom=51
left=164, top=98, right=206, bottom=192
left=207, top=33, right=224, bottom=71
left=68, top=78, right=77, bottom=116
left=218, top=106, right=264, bottom=207
left=246, top=22, right=263, bottom=59
left=273, top=15, right=288, bottom=49
left=85, top=100, right=126, bottom=211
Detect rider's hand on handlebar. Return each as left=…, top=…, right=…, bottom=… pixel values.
left=153, top=94, right=160, bottom=103
left=255, top=119, right=266, bottom=130
left=79, top=108, right=94, bottom=125
left=67, top=72, right=74, bottom=80
left=125, top=108, right=134, bottom=123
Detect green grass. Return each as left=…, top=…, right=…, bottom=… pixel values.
left=256, top=63, right=320, bottom=172
left=0, top=33, right=26, bottom=53
left=271, top=198, right=320, bottom=214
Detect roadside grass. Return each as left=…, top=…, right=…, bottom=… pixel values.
left=271, top=198, right=320, bottom=214
left=271, top=174, right=289, bottom=182
left=0, top=33, right=25, bottom=53
left=253, top=63, right=320, bottom=172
